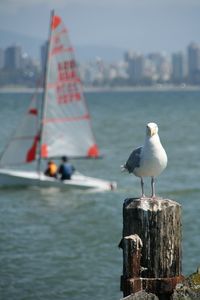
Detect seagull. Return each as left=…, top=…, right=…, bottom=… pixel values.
left=122, top=122, right=167, bottom=198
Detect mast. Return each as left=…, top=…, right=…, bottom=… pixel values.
left=37, top=10, right=55, bottom=173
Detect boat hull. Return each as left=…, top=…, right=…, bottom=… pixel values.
left=0, top=169, right=116, bottom=191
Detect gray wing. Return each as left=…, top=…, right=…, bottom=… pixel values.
left=124, top=146, right=142, bottom=173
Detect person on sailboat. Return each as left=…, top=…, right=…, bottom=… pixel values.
left=44, top=160, right=58, bottom=178
left=58, top=156, right=75, bottom=180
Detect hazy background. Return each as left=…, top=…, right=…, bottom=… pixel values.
left=0, top=0, right=200, bottom=61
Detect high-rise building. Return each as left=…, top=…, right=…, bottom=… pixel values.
left=40, top=41, right=48, bottom=74
left=125, top=51, right=145, bottom=84
left=4, top=45, right=22, bottom=70
left=171, top=52, right=185, bottom=83
left=0, top=48, right=4, bottom=69
left=148, top=52, right=171, bottom=82
left=187, top=42, right=200, bottom=84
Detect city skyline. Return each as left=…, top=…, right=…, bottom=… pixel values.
left=1, top=41, right=200, bottom=88
left=0, top=29, right=199, bottom=64
left=0, top=0, right=200, bottom=56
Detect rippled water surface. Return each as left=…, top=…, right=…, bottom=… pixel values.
left=0, top=90, right=200, bottom=300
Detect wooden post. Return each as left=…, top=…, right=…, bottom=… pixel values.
left=120, top=197, right=184, bottom=300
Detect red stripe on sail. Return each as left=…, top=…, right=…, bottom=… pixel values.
left=51, top=15, right=61, bottom=29
left=50, top=46, right=74, bottom=56
left=43, top=114, right=90, bottom=124
left=87, top=144, right=99, bottom=158
left=28, top=108, right=38, bottom=115
left=26, top=135, right=39, bottom=162
left=47, top=78, right=81, bottom=88
left=41, top=144, right=48, bottom=158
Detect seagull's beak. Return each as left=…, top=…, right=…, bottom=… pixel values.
left=147, top=125, right=157, bottom=137
left=150, top=127, right=157, bottom=137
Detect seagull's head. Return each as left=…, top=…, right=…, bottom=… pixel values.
left=146, top=122, right=158, bottom=137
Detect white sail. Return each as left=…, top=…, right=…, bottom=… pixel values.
left=40, top=14, right=99, bottom=159
left=0, top=95, right=40, bottom=166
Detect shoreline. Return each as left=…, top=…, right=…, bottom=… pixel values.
left=0, top=85, right=200, bottom=94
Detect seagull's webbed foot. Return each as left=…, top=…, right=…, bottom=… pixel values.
left=151, top=176, right=156, bottom=199
left=140, top=177, right=146, bottom=199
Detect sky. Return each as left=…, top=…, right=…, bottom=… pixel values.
left=0, top=0, right=200, bottom=55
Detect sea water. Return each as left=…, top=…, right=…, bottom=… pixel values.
left=0, top=90, right=200, bottom=300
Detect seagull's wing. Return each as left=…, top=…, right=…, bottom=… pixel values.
left=124, top=146, right=142, bottom=173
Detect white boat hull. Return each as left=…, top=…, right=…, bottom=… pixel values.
left=0, top=169, right=117, bottom=191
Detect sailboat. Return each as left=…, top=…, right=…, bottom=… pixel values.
left=0, top=12, right=117, bottom=191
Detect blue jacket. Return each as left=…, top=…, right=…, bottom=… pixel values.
left=59, top=162, right=75, bottom=180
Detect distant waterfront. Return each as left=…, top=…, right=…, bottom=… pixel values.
left=0, top=84, right=200, bottom=94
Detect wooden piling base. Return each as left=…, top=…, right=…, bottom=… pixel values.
left=120, top=197, right=184, bottom=299
left=121, top=275, right=184, bottom=297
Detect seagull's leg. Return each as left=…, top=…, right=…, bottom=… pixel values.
left=140, top=177, right=145, bottom=198
left=151, top=176, right=156, bottom=198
